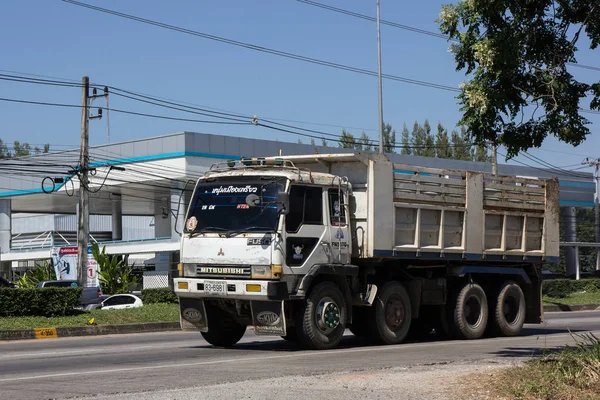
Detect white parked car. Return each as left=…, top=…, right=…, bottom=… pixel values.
left=99, top=294, right=143, bottom=310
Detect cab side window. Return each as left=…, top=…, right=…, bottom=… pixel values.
left=285, top=186, right=323, bottom=233
left=328, top=189, right=346, bottom=226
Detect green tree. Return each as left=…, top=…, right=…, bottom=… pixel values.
left=435, top=122, right=452, bottom=158
left=13, top=141, right=31, bottom=157
left=321, top=138, right=327, bottom=147
left=474, top=144, right=491, bottom=162
left=383, top=122, right=396, bottom=153
left=339, top=129, right=356, bottom=149
left=310, top=138, right=315, bottom=146
left=421, top=119, right=436, bottom=157
left=43, top=143, right=50, bottom=153
left=400, top=123, right=411, bottom=155
left=359, top=132, right=372, bottom=152
left=0, top=139, right=9, bottom=159
left=451, top=129, right=471, bottom=161
left=297, top=139, right=303, bottom=145
left=411, top=121, right=426, bottom=156
left=438, top=1, right=600, bottom=158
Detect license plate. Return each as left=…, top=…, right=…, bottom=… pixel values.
left=204, top=280, right=227, bottom=295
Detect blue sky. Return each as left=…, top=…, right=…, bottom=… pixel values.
left=1, top=0, right=598, bottom=172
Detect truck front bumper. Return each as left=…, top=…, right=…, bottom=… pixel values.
left=173, top=278, right=289, bottom=301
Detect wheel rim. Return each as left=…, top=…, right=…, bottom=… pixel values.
left=464, top=295, right=483, bottom=328
left=503, top=293, right=520, bottom=325
left=384, top=294, right=405, bottom=331
left=316, top=297, right=341, bottom=332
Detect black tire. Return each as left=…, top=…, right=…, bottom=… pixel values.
left=452, top=283, right=488, bottom=340
left=491, top=281, right=526, bottom=337
left=369, top=281, right=412, bottom=345
left=296, top=281, right=347, bottom=350
left=349, top=306, right=370, bottom=338
left=200, top=303, right=246, bottom=347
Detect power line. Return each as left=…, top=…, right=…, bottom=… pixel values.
left=0, top=97, right=251, bottom=125
left=520, top=152, right=590, bottom=179
left=296, top=0, right=600, bottom=73
left=61, top=0, right=460, bottom=93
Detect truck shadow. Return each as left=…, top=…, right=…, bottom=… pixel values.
left=492, top=346, right=565, bottom=358
left=188, top=326, right=588, bottom=352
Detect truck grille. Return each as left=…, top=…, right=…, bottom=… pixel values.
left=196, top=265, right=252, bottom=279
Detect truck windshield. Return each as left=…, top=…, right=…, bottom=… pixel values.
left=185, top=179, right=286, bottom=235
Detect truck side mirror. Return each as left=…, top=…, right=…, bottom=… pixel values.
left=278, top=192, right=290, bottom=215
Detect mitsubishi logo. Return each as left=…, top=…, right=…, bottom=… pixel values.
left=217, top=248, right=224, bottom=256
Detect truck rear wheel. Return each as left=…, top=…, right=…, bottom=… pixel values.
left=452, top=283, right=488, bottom=340
left=200, top=303, right=247, bottom=348
left=369, top=281, right=412, bottom=345
left=491, top=281, right=526, bottom=337
left=296, top=281, right=347, bottom=350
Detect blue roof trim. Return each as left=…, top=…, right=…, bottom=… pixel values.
left=89, top=151, right=239, bottom=168
left=559, top=200, right=595, bottom=207
left=559, top=181, right=595, bottom=188
left=394, top=169, right=431, bottom=177
left=0, top=151, right=241, bottom=197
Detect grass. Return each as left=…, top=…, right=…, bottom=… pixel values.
left=543, top=291, right=600, bottom=305
left=0, top=303, right=179, bottom=331
left=495, top=332, right=600, bottom=400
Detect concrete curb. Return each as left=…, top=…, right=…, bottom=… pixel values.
left=0, top=322, right=181, bottom=341
left=543, top=304, right=600, bottom=312
left=2, top=305, right=598, bottom=341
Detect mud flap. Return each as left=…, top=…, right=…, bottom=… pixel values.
left=179, top=298, right=208, bottom=332
left=250, top=300, right=286, bottom=336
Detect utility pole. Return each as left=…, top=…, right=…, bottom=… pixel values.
left=376, top=0, right=384, bottom=154
left=77, top=78, right=106, bottom=287
left=582, top=157, right=600, bottom=271
left=77, top=76, right=90, bottom=288
left=491, top=143, right=498, bottom=177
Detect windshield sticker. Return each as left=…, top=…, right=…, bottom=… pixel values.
left=186, top=216, right=198, bottom=231
left=211, top=185, right=258, bottom=196
left=208, top=205, right=215, bottom=210
left=237, top=204, right=250, bottom=209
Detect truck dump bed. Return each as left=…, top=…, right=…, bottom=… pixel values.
left=269, top=152, right=560, bottom=263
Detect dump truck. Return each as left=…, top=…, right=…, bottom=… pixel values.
left=174, top=152, right=559, bottom=350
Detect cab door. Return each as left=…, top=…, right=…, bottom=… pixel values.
left=326, top=188, right=351, bottom=264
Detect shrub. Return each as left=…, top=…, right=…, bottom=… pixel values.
left=141, top=288, right=178, bottom=304
left=15, top=260, right=56, bottom=289
left=91, top=242, right=138, bottom=295
left=543, top=279, right=600, bottom=298
left=0, top=287, right=82, bottom=317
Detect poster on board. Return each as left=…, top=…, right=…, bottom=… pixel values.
left=51, top=246, right=99, bottom=287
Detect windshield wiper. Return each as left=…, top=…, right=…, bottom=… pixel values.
left=188, top=226, right=228, bottom=238
left=225, top=226, right=270, bottom=238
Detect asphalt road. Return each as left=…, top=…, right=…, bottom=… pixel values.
left=1, top=311, right=600, bottom=400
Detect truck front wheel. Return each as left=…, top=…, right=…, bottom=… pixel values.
left=296, top=281, right=347, bottom=350
left=201, top=303, right=247, bottom=348
left=452, top=283, right=488, bottom=340
left=369, top=281, right=412, bottom=345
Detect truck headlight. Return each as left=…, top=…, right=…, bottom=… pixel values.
left=183, top=263, right=196, bottom=277
left=251, top=265, right=271, bottom=279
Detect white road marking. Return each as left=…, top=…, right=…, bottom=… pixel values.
left=1, top=330, right=597, bottom=383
